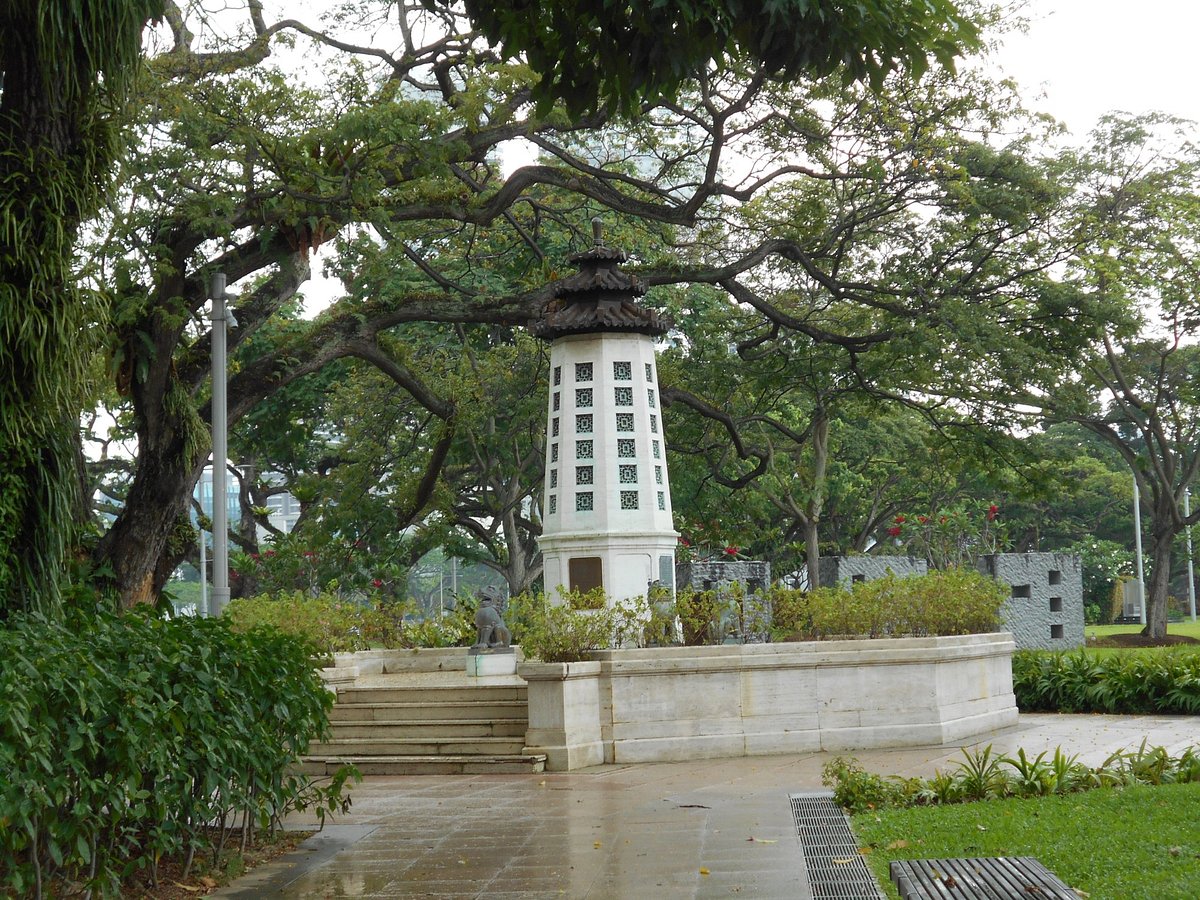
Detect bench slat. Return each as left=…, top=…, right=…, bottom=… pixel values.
left=890, top=857, right=1076, bottom=900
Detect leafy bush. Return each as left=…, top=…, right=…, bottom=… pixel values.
left=1013, top=648, right=1200, bottom=714
left=801, top=568, right=1005, bottom=639
left=675, top=586, right=736, bottom=645
left=507, top=590, right=637, bottom=662
left=0, top=608, right=355, bottom=897
left=822, top=742, right=1200, bottom=813
left=227, top=591, right=373, bottom=654
left=226, top=593, right=477, bottom=656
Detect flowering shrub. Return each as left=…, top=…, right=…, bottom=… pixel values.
left=887, top=502, right=1007, bottom=568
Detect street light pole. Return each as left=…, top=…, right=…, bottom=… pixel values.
left=1185, top=487, right=1196, bottom=623
left=210, top=273, right=231, bottom=617
left=1133, top=474, right=1146, bottom=626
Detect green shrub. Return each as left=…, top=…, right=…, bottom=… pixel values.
left=767, top=585, right=811, bottom=641
left=822, top=742, right=1200, bottom=812
left=227, top=593, right=478, bottom=655
left=0, top=608, right=355, bottom=897
left=507, top=590, right=635, bottom=662
left=675, top=586, right=736, bottom=645
left=798, top=568, right=1006, bottom=640
left=1013, top=648, right=1200, bottom=714
left=226, top=591, right=372, bottom=654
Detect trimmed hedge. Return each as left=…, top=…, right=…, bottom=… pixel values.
left=1013, top=648, right=1200, bottom=714
left=0, top=608, right=354, bottom=897
left=772, top=567, right=1006, bottom=640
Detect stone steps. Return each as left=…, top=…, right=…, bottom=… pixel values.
left=301, top=754, right=546, bottom=776
left=335, top=684, right=527, bottom=705
left=328, top=699, right=529, bottom=722
left=305, top=676, right=541, bottom=774
left=326, top=718, right=528, bottom=739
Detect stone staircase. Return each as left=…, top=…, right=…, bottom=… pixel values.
left=302, top=651, right=546, bottom=775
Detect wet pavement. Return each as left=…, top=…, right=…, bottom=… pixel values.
left=218, top=713, right=1200, bottom=898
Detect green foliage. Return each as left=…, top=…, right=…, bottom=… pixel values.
left=226, top=592, right=477, bottom=655
left=451, top=0, right=980, bottom=116
left=507, top=590, right=636, bottom=663
left=890, top=504, right=1007, bottom=569
left=802, top=568, right=1006, bottom=639
left=675, top=586, right=738, bottom=646
left=823, top=741, right=1200, bottom=814
left=0, top=607, right=353, bottom=897
left=1012, top=648, right=1200, bottom=714
left=226, top=591, right=374, bottom=654
left=1066, top=537, right=1132, bottom=624
left=855, top=783, right=1200, bottom=900
left=0, top=0, right=164, bottom=616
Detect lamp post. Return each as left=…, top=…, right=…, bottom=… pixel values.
left=1185, top=487, right=1196, bottom=623
left=1133, top=474, right=1146, bottom=626
left=209, top=273, right=233, bottom=617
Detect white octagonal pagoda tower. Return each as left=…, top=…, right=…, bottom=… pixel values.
left=533, top=222, right=677, bottom=605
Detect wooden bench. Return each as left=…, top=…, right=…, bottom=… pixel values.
left=890, top=857, right=1077, bottom=899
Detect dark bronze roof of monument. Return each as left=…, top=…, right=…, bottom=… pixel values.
left=531, top=220, right=671, bottom=340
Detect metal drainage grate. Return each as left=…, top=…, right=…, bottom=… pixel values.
left=790, top=791, right=885, bottom=900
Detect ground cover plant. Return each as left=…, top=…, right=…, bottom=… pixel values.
left=1013, top=648, right=1200, bottom=713
left=0, top=608, right=355, bottom=897
left=828, top=743, right=1200, bottom=898
left=852, top=782, right=1200, bottom=900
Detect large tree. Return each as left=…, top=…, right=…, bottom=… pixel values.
left=2, top=0, right=981, bottom=614
left=988, top=113, right=1200, bottom=639
left=0, top=1, right=163, bottom=616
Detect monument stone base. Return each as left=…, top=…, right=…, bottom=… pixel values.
left=466, top=646, right=517, bottom=677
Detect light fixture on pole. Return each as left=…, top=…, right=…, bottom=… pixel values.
left=1133, top=473, right=1146, bottom=626
left=209, top=273, right=236, bottom=617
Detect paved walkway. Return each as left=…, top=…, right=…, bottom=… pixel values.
left=218, top=714, right=1200, bottom=899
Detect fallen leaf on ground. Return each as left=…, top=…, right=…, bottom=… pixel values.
left=199, top=876, right=217, bottom=888
left=699, top=867, right=710, bottom=876
left=171, top=884, right=203, bottom=893
left=746, top=837, right=777, bottom=843
left=886, top=840, right=909, bottom=850
left=594, top=841, right=602, bottom=849
left=833, top=858, right=855, bottom=865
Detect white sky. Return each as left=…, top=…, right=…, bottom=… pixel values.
left=994, top=0, right=1200, bottom=136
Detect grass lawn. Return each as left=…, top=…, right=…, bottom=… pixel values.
left=853, top=782, right=1200, bottom=900
left=1087, top=621, right=1200, bottom=640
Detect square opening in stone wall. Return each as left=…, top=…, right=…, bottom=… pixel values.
left=1049, top=570, right=1062, bottom=585
left=1012, top=584, right=1031, bottom=599
left=1050, top=596, right=1063, bottom=612
left=852, top=574, right=865, bottom=584
left=1051, top=623, right=1064, bottom=639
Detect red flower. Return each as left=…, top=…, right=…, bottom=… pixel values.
left=887, top=526, right=902, bottom=538
left=372, top=578, right=383, bottom=588
left=986, top=504, right=999, bottom=522
left=724, top=545, right=740, bottom=556
left=679, top=537, right=691, bottom=547
left=894, top=515, right=906, bottom=524
left=917, top=515, right=928, bottom=524
left=264, top=549, right=276, bottom=557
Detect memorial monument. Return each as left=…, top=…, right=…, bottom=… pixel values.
left=532, top=220, right=678, bottom=605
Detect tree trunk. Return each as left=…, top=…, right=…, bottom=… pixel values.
left=94, top=375, right=205, bottom=606
left=1143, top=531, right=1174, bottom=641
left=803, top=408, right=830, bottom=589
